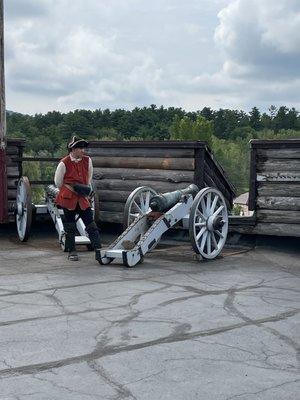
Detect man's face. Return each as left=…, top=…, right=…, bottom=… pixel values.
left=71, top=147, right=85, bottom=159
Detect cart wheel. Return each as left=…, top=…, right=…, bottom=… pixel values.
left=123, top=186, right=157, bottom=230
left=16, top=176, right=33, bottom=242
left=189, top=187, right=228, bottom=260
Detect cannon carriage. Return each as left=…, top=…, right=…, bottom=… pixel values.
left=97, top=183, right=229, bottom=267
left=15, top=176, right=99, bottom=250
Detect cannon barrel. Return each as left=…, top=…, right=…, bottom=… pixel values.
left=150, top=184, right=199, bottom=212
left=45, top=185, right=59, bottom=199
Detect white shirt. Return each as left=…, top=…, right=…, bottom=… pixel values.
left=54, top=154, right=93, bottom=188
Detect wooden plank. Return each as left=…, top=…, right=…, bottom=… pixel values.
left=89, top=140, right=206, bottom=149
left=6, top=146, right=19, bottom=155
left=257, top=183, right=300, bottom=197
left=6, top=166, right=19, bottom=177
left=93, top=168, right=193, bottom=183
left=250, top=139, right=300, bottom=149
left=257, top=148, right=300, bottom=159
left=87, top=147, right=194, bottom=158
left=99, top=201, right=125, bottom=212
left=257, top=209, right=300, bottom=224
left=92, top=156, right=195, bottom=170
left=257, top=159, right=300, bottom=172
left=99, top=190, right=131, bottom=202
left=257, top=172, right=300, bottom=182
left=257, top=196, right=300, bottom=211
left=230, top=222, right=300, bottom=237
left=194, top=148, right=205, bottom=189
left=248, top=147, right=257, bottom=211
left=7, top=189, right=16, bottom=199
left=94, top=179, right=189, bottom=193
left=99, top=211, right=123, bottom=224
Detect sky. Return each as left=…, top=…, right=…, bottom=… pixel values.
left=4, top=0, right=300, bottom=115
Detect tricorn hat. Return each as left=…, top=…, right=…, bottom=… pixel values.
left=68, top=136, right=89, bottom=150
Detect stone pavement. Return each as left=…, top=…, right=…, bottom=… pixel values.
left=0, top=227, right=299, bottom=399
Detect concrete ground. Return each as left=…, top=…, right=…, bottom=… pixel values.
left=0, top=225, right=299, bottom=400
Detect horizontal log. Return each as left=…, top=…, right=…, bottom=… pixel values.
left=99, top=201, right=125, bottom=212
left=257, top=183, right=300, bottom=197
left=256, top=148, right=300, bottom=160
left=7, top=178, right=18, bottom=189
left=257, top=209, right=300, bottom=224
left=6, top=146, right=19, bottom=156
left=257, top=172, right=300, bottom=182
left=94, top=179, right=189, bottom=193
left=257, top=159, right=300, bottom=173
left=230, top=222, right=300, bottom=237
left=7, top=166, right=19, bottom=177
left=257, top=196, right=300, bottom=211
left=93, top=168, right=193, bottom=183
left=87, top=147, right=194, bottom=158
left=98, top=190, right=131, bottom=202
left=92, top=157, right=195, bottom=170
left=99, top=211, right=124, bottom=224
left=7, top=189, right=17, bottom=199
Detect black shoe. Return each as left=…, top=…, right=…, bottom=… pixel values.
left=68, top=251, right=79, bottom=261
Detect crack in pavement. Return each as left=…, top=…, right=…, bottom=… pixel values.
left=88, top=361, right=137, bottom=400
left=0, top=308, right=298, bottom=379
left=224, top=288, right=300, bottom=368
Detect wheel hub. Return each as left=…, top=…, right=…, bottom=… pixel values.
left=207, top=215, right=224, bottom=232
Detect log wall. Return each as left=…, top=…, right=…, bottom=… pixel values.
left=248, top=139, right=300, bottom=237
left=5, top=139, right=25, bottom=222
left=87, top=141, right=236, bottom=224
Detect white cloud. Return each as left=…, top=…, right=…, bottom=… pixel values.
left=3, top=0, right=300, bottom=113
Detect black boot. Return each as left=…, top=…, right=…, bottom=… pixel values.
left=86, top=221, right=101, bottom=251
left=64, top=222, right=78, bottom=261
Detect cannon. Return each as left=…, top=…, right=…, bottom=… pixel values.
left=96, top=184, right=229, bottom=267
left=15, top=176, right=99, bottom=250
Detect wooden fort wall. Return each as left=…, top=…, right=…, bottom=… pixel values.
left=246, top=139, right=300, bottom=237
left=87, top=140, right=236, bottom=224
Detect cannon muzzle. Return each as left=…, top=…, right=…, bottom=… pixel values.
left=45, top=185, right=59, bottom=199
left=150, top=184, right=199, bottom=212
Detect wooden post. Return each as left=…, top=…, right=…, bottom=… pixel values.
left=0, top=0, right=7, bottom=223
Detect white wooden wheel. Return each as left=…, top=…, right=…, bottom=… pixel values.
left=123, top=186, right=157, bottom=230
left=16, top=176, right=33, bottom=242
left=189, top=187, right=228, bottom=260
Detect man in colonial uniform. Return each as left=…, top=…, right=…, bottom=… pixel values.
left=54, top=136, right=101, bottom=261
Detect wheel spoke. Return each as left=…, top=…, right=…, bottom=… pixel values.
left=195, top=222, right=206, bottom=227
left=215, top=229, right=224, bottom=239
left=211, top=231, right=218, bottom=249
left=196, top=208, right=206, bottom=220
left=139, top=193, right=146, bottom=211
left=207, top=232, right=211, bottom=255
left=212, top=205, right=224, bottom=219
left=133, top=200, right=143, bottom=214
left=145, top=191, right=151, bottom=210
left=196, top=226, right=206, bottom=240
left=206, top=192, right=211, bottom=214
left=200, top=231, right=208, bottom=252
left=210, top=195, right=218, bottom=214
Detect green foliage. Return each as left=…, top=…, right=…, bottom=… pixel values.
left=169, top=115, right=214, bottom=146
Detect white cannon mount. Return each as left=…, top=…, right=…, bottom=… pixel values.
left=15, top=176, right=98, bottom=251
left=96, top=184, right=229, bottom=267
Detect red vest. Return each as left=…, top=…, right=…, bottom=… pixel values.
left=55, top=155, right=90, bottom=210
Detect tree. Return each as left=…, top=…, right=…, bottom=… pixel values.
left=169, top=115, right=214, bottom=146
left=249, top=107, right=261, bottom=130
